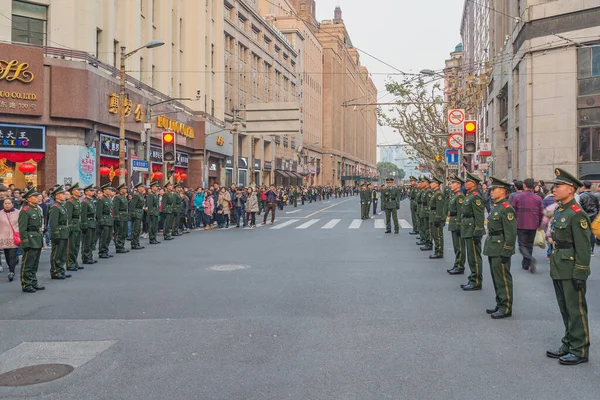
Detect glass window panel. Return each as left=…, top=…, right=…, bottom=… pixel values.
left=592, top=127, right=600, bottom=161
left=579, top=127, right=591, bottom=162
left=29, top=18, right=44, bottom=34
left=578, top=108, right=600, bottom=127
left=11, top=27, right=29, bottom=43
left=29, top=31, right=44, bottom=45
left=11, top=15, right=27, bottom=30
left=578, top=48, right=591, bottom=79
left=12, top=0, right=46, bottom=19
left=593, top=47, right=600, bottom=78
left=578, top=77, right=600, bottom=96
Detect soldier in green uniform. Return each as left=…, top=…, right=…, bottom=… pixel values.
left=172, top=184, right=183, bottom=236
left=545, top=168, right=592, bottom=365
left=19, top=188, right=45, bottom=293
left=372, top=185, right=379, bottom=215
left=65, top=182, right=83, bottom=271
left=49, top=185, right=71, bottom=280
left=460, top=172, right=486, bottom=291
left=146, top=181, right=160, bottom=244
left=130, top=182, right=146, bottom=250
left=292, top=186, right=298, bottom=208
left=359, top=184, right=368, bottom=219
left=96, top=183, right=114, bottom=259
left=113, top=184, right=129, bottom=253
left=419, top=178, right=433, bottom=251
left=483, top=177, right=517, bottom=319
left=428, top=176, right=446, bottom=259
left=80, top=184, right=97, bottom=264
left=383, top=177, right=399, bottom=233
left=447, top=175, right=466, bottom=275
left=162, top=182, right=175, bottom=240
left=366, top=184, right=373, bottom=218
left=408, top=176, right=419, bottom=235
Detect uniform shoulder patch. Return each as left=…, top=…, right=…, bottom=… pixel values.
left=458, top=199, right=464, bottom=204
left=438, top=195, right=442, bottom=200
left=571, top=204, right=582, bottom=213
left=472, top=192, right=478, bottom=196
left=581, top=219, right=588, bottom=229
left=23, top=206, right=29, bottom=211
left=502, top=202, right=509, bottom=208
left=507, top=213, right=514, bottom=221
left=475, top=199, right=482, bottom=206
left=53, top=203, right=58, bottom=207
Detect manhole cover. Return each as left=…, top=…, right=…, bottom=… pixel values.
left=0, top=364, right=74, bottom=387
left=208, top=264, right=250, bottom=271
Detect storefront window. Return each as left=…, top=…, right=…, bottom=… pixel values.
left=11, top=0, right=47, bottom=45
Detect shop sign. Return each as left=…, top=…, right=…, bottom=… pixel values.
left=0, top=44, right=43, bottom=116
left=150, top=145, right=163, bottom=164
left=99, top=133, right=128, bottom=159
left=239, top=157, right=248, bottom=169
left=156, top=115, right=194, bottom=139
left=209, top=163, right=217, bottom=171
left=175, top=151, right=189, bottom=168
left=131, top=159, right=149, bottom=172
left=224, top=157, right=233, bottom=168
left=216, top=135, right=225, bottom=146
left=0, top=123, right=45, bottom=152
left=284, top=159, right=290, bottom=171
left=254, top=159, right=261, bottom=171
left=263, top=161, right=272, bottom=171
left=108, top=93, right=143, bottom=122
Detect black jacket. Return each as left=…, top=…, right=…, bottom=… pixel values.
left=579, top=191, right=599, bottom=220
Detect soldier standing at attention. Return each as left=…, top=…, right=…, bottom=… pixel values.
left=359, top=183, right=367, bottom=219
left=172, top=184, right=183, bottom=236
left=419, top=178, right=434, bottom=251
left=162, top=182, right=175, bottom=240
left=460, top=172, right=486, bottom=291
left=49, top=185, right=71, bottom=280
left=447, top=176, right=466, bottom=275
left=546, top=168, right=592, bottom=365
left=65, top=183, right=83, bottom=272
left=372, top=185, right=379, bottom=216
left=366, top=184, right=373, bottom=218
left=383, top=178, right=399, bottom=234
left=19, top=188, right=45, bottom=293
left=483, top=177, right=517, bottom=319
left=146, top=182, right=160, bottom=244
left=416, top=178, right=426, bottom=244
left=428, top=177, right=446, bottom=259
left=96, top=183, right=114, bottom=259
left=408, top=176, right=419, bottom=235
left=113, top=184, right=129, bottom=253
left=80, top=184, right=97, bottom=265
left=130, top=182, right=146, bottom=250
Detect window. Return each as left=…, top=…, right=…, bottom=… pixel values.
left=113, top=40, right=119, bottom=68
left=96, top=28, right=102, bottom=58
left=11, top=0, right=47, bottom=45
left=592, top=47, right=600, bottom=77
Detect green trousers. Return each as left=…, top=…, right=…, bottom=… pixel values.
left=163, top=213, right=173, bottom=239
left=50, top=238, right=67, bottom=277
left=131, top=218, right=142, bottom=247
left=20, top=248, right=41, bottom=289
left=114, top=220, right=127, bottom=251
left=385, top=208, right=399, bottom=232
left=553, top=279, right=590, bottom=358
left=419, top=216, right=430, bottom=245
left=451, top=231, right=465, bottom=270
left=361, top=202, right=371, bottom=219
left=489, top=256, right=513, bottom=314
left=67, top=229, right=81, bottom=269
left=99, top=225, right=113, bottom=256
left=430, top=222, right=444, bottom=256
left=172, top=212, right=180, bottom=234
left=148, top=215, right=158, bottom=242
left=410, top=204, right=418, bottom=233
left=465, top=237, right=483, bottom=287
left=81, top=228, right=95, bottom=262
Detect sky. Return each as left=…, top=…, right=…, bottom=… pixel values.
left=314, top=0, right=464, bottom=150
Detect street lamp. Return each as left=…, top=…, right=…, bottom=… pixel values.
left=118, top=40, right=165, bottom=185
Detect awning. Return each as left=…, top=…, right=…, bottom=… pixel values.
left=276, top=170, right=292, bottom=178
left=290, top=172, right=304, bottom=179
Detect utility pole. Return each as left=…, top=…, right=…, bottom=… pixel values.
left=231, top=108, right=241, bottom=187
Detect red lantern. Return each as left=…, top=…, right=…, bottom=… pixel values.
left=153, top=171, right=163, bottom=179
left=114, top=169, right=128, bottom=177
left=18, top=163, right=36, bottom=174
left=99, top=166, right=110, bottom=176
left=174, top=172, right=180, bottom=179
left=180, top=173, right=188, bottom=180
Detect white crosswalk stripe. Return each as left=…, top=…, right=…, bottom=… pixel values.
left=296, top=219, right=320, bottom=229
left=399, top=219, right=412, bottom=229
left=321, top=219, right=341, bottom=229
left=270, top=219, right=300, bottom=229
left=348, top=219, right=362, bottom=229
left=374, top=219, right=385, bottom=229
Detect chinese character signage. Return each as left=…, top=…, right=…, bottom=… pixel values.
left=0, top=43, right=44, bottom=116
left=108, top=93, right=143, bottom=122
left=99, top=133, right=128, bottom=159
left=263, top=161, right=272, bottom=171
left=0, top=124, right=45, bottom=152
left=175, top=151, right=189, bottom=168
left=150, top=145, right=163, bottom=164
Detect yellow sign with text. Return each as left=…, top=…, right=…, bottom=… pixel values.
left=156, top=115, right=194, bottom=139
left=0, top=59, right=34, bottom=83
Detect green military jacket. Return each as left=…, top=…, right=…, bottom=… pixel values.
left=65, top=197, right=82, bottom=231
left=550, top=199, right=592, bottom=281
left=173, top=192, right=182, bottom=214
left=382, top=187, right=398, bottom=209
left=49, top=202, right=70, bottom=240
left=447, top=191, right=464, bottom=232
left=483, top=200, right=517, bottom=257
left=146, top=193, right=160, bottom=216
left=443, top=185, right=451, bottom=216
left=428, top=189, right=445, bottom=224
left=96, top=196, right=114, bottom=226
left=410, top=187, right=419, bottom=207
left=18, top=204, right=43, bottom=249
left=420, top=188, right=432, bottom=218
left=80, top=196, right=96, bottom=229
left=460, top=190, right=485, bottom=238
left=131, top=193, right=145, bottom=219
left=113, top=194, right=129, bottom=222
left=162, top=191, right=174, bottom=214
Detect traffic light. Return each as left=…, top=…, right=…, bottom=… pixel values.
left=463, top=120, right=477, bottom=154
left=162, top=131, right=176, bottom=162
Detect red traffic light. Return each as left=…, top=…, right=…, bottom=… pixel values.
left=464, top=121, right=476, bottom=133
left=163, top=132, right=175, bottom=143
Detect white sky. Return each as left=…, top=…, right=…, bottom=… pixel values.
left=315, top=0, right=464, bottom=148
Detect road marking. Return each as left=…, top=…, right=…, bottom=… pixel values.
left=321, top=219, right=341, bottom=229
left=378, top=211, right=383, bottom=215
left=270, top=219, right=299, bottom=229
left=323, top=201, right=331, bottom=203
left=304, top=199, right=351, bottom=219
left=349, top=219, right=362, bottom=229
left=296, top=219, right=320, bottom=229
left=257, top=219, right=278, bottom=227
left=286, top=210, right=301, bottom=214
left=400, top=219, right=412, bottom=229
left=375, top=219, right=385, bottom=229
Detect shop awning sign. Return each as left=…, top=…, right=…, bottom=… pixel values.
left=0, top=123, right=45, bottom=152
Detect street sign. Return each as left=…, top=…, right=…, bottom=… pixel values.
left=445, top=149, right=459, bottom=165
left=131, top=159, right=149, bottom=172
left=479, top=142, right=492, bottom=156
left=447, top=133, right=463, bottom=149
left=447, top=109, right=465, bottom=134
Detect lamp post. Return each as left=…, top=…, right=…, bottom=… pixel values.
left=118, top=40, right=164, bottom=185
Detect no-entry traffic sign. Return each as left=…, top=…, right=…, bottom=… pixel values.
left=447, top=109, right=465, bottom=134
left=447, top=133, right=463, bottom=149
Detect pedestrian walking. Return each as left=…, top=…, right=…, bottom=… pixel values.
left=512, top=178, right=544, bottom=272
left=262, top=185, right=278, bottom=225
left=0, top=198, right=20, bottom=282
left=203, top=189, right=214, bottom=229
left=246, top=187, right=259, bottom=227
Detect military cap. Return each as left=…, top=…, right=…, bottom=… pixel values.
left=409, top=175, right=417, bottom=181
left=52, top=185, right=66, bottom=196
left=82, top=184, right=94, bottom=192
left=551, top=168, right=584, bottom=188
left=422, top=176, right=431, bottom=183
left=22, top=187, right=40, bottom=199
left=68, top=182, right=80, bottom=192
left=115, top=183, right=126, bottom=191
left=149, top=181, right=159, bottom=187
left=465, top=171, right=482, bottom=184
left=134, top=182, right=145, bottom=189
left=431, top=176, right=443, bottom=185
left=385, top=177, right=393, bottom=183
left=100, top=183, right=113, bottom=191
left=488, top=176, right=512, bottom=190
left=449, top=175, right=465, bottom=184
left=164, top=182, right=173, bottom=188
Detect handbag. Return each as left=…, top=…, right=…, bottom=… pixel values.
left=534, top=229, right=546, bottom=249
left=5, top=211, right=20, bottom=246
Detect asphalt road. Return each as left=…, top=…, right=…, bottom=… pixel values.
left=1, top=195, right=599, bottom=400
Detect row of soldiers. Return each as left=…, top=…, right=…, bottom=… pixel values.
left=19, top=181, right=185, bottom=294
left=358, top=182, right=410, bottom=222
left=403, top=169, right=591, bottom=365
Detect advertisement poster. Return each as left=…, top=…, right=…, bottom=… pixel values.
left=57, top=145, right=96, bottom=187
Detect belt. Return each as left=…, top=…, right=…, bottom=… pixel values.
left=553, top=242, right=574, bottom=249
left=488, top=231, right=503, bottom=236
left=449, top=212, right=457, bottom=216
